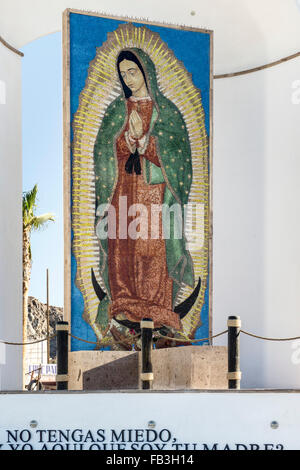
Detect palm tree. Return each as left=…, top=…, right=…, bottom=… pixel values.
left=22, top=184, right=55, bottom=345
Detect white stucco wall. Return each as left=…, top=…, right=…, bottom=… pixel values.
left=0, top=0, right=299, bottom=389
left=213, top=59, right=300, bottom=388
left=0, top=43, right=22, bottom=390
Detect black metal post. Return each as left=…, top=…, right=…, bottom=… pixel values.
left=140, top=318, right=154, bottom=390
left=227, top=316, right=241, bottom=389
left=56, top=321, right=69, bottom=391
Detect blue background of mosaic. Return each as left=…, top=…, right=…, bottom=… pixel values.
left=69, top=12, right=211, bottom=351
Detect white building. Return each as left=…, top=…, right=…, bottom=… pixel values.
left=0, top=0, right=300, bottom=391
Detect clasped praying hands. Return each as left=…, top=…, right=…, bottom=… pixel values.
left=125, top=110, right=143, bottom=175
left=129, top=110, right=144, bottom=139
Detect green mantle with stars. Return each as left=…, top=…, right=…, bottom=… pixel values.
left=93, top=48, right=194, bottom=331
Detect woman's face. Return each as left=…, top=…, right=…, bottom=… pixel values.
left=119, top=59, right=147, bottom=97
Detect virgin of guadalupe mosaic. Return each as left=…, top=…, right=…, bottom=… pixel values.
left=65, top=11, right=212, bottom=350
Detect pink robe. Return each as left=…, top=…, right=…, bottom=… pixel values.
left=108, top=96, right=181, bottom=330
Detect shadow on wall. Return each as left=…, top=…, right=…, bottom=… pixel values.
left=83, top=354, right=139, bottom=390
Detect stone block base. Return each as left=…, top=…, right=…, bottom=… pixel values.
left=69, top=346, right=228, bottom=391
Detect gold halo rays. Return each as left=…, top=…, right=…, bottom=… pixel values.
left=72, top=23, right=209, bottom=346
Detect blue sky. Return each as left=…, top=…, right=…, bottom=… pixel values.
left=22, top=32, right=63, bottom=307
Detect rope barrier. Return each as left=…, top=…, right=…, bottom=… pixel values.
left=214, top=50, right=300, bottom=79
left=0, top=332, right=140, bottom=348
left=2, top=328, right=300, bottom=347
left=25, top=367, right=42, bottom=376
left=1, top=30, right=299, bottom=77
left=157, top=330, right=228, bottom=343
left=68, top=332, right=141, bottom=347
left=240, top=330, right=300, bottom=342
left=0, top=35, right=24, bottom=57
left=0, top=333, right=57, bottom=346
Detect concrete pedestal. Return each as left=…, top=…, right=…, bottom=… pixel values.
left=69, top=346, right=228, bottom=391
